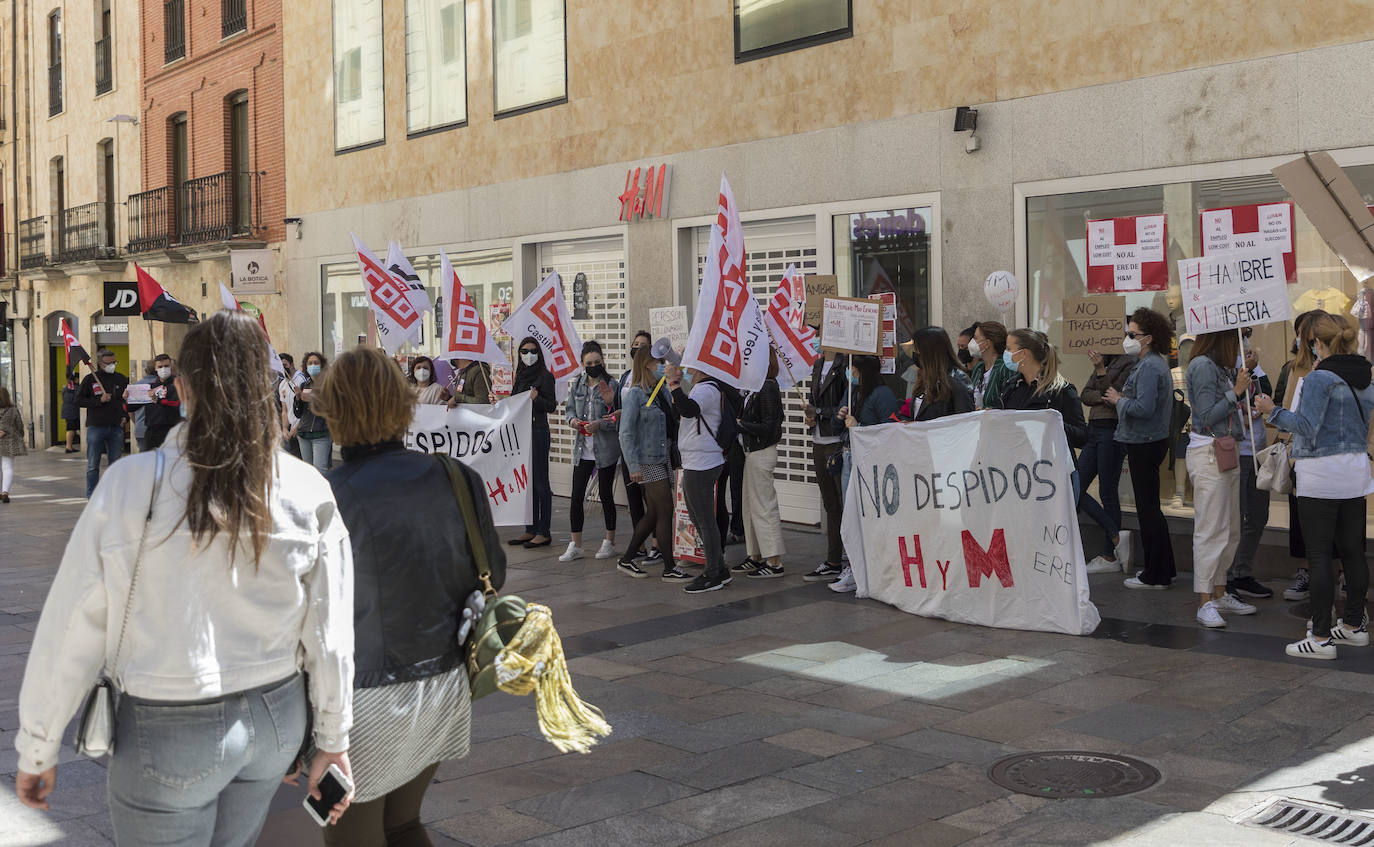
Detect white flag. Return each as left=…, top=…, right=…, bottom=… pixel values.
left=351, top=234, right=424, bottom=355
left=386, top=242, right=429, bottom=345
left=682, top=174, right=769, bottom=392
left=765, top=264, right=817, bottom=391
left=218, top=282, right=284, bottom=375
left=440, top=250, right=510, bottom=368
left=502, top=271, right=582, bottom=396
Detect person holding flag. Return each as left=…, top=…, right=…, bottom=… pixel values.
left=506, top=339, right=556, bottom=548
left=732, top=351, right=786, bottom=579
left=502, top=271, right=582, bottom=399
left=76, top=346, right=129, bottom=497
left=437, top=250, right=507, bottom=407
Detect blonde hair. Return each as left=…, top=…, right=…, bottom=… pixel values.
left=1009, top=328, right=1068, bottom=397
left=312, top=347, right=417, bottom=446
left=630, top=346, right=658, bottom=391
left=1310, top=313, right=1360, bottom=357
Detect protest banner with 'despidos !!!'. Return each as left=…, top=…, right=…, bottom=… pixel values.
left=405, top=392, right=533, bottom=526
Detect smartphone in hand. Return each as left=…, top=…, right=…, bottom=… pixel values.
left=303, top=763, right=353, bottom=827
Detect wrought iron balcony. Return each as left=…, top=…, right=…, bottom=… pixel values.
left=57, top=202, right=117, bottom=263
left=127, top=187, right=171, bottom=254
left=19, top=217, right=47, bottom=269
left=222, top=0, right=247, bottom=37
left=164, top=0, right=186, bottom=63
left=127, top=172, right=261, bottom=253
left=48, top=63, right=62, bottom=116
left=95, top=37, right=112, bottom=95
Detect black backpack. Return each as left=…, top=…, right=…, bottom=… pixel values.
left=698, top=379, right=741, bottom=456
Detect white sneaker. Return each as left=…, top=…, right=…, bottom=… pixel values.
left=1085, top=556, right=1123, bottom=574
left=1309, top=616, right=1370, bottom=646
left=828, top=566, right=857, bottom=593
left=1116, top=531, right=1133, bottom=572
left=1286, top=635, right=1337, bottom=660
left=1213, top=593, right=1257, bottom=616
left=1196, top=601, right=1226, bottom=628
left=558, top=543, right=584, bottom=562
left=1124, top=576, right=1168, bottom=590
left=594, top=540, right=617, bottom=560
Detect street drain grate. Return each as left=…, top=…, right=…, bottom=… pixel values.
left=1235, top=798, right=1374, bottom=843
left=986, top=751, right=1160, bottom=799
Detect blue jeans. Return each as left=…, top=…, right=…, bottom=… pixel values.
left=297, top=433, right=334, bottom=472
left=86, top=424, right=124, bottom=496
left=526, top=427, right=552, bottom=537
left=108, top=674, right=307, bottom=847
left=1077, top=425, right=1125, bottom=557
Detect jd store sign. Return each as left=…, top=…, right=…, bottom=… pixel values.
left=104, top=281, right=140, bottom=317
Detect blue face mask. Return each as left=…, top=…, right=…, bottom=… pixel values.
left=809, top=337, right=821, bottom=356
left=681, top=371, right=694, bottom=391
left=306, top=364, right=322, bottom=377
left=1311, top=344, right=1319, bottom=360
left=848, top=368, right=860, bottom=386
left=180, top=402, right=188, bottom=420
left=1002, top=350, right=1018, bottom=370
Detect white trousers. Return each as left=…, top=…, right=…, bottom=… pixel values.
left=742, top=445, right=785, bottom=561
left=1187, top=445, right=1240, bottom=594
left=1, top=456, right=12, bottom=493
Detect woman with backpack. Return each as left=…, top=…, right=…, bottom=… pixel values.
left=560, top=341, right=621, bottom=563
left=732, top=351, right=786, bottom=580
left=618, top=347, right=690, bottom=582
left=667, top=364, right=733, bottom=594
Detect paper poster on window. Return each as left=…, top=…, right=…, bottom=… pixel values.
left=1086, top=215, right=1168, bottom=293
left=1200, top=203, right=1297, bottom=283
left=869, top=291, right=897, bottom=374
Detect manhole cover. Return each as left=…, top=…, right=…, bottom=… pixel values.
left=987, top=751, right=1161, bottom=799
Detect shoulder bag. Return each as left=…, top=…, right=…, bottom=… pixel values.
left=75, top=449, right=165, bottom=758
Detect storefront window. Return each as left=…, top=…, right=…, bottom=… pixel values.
left=333, top=0, right=385, bottom=151
left=405, top=0, right=466, bottom=134
left=492, top=0, right=565, bottom=115
left=833, top=206, right=933, bottom=345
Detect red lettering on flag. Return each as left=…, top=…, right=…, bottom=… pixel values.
left=358, top=251, right=420, bottom=328
left=531, top=288, right=579, bottom=379
left=962, top=529, right=1014, bottom=588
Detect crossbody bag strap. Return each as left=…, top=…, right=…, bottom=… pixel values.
left=437, top=454, right=495, bottom=597
left=1344, top=381, right=1369, bottom=427
left=110, top=449, right=164, bottom=685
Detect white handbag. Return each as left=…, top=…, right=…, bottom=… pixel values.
left=1255, top=441, right=1292, bottom=495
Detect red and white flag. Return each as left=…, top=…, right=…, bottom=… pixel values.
left=682, top=174, right=769, bottom=392
left=60, top=318, right=90, bottom=366
left=764, top=264, right=817, bottom=390
left=503, top=271, right=582, bottom=396
left=218, top=283, right=285, bottom=375
left=385, top=242, right=431, bottom=345
left=440, top=250, right=510, bottom=368
left=352, top=234, right=423, bottom=355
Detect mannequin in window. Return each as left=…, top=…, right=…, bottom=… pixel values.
left=1351, top=286, right=1374, bottom=362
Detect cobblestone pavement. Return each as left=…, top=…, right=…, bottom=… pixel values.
left=3, top=447, right=1374, bottom=845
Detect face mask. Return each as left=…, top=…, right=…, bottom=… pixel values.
left=180, top=402, right=188, bottom=419
left=809, top=337, right=821, bottom=356
left=848, top=368, right=860, bottom=386
left=1002, top=350, right=1018, bottom=371
left=1311, top=344, right=1320, bottom=361
left=957, top=349, right=973, bottom=365
left=586, top=364, right=606, bottom=380
left=681, top=371, right=694, bottom=391
left=101, top=363, right=116, bottom=374
left=414, top=368, right=431, bottom=383
left=156, top=366, right=172, bottom=380
left=306, top=364, right=321, bottom=377
left=1121, top=337, right=1142, bottom=357
left=521, top=352, right=538, bottom=367
left=967, top=339, right=982, bottom=359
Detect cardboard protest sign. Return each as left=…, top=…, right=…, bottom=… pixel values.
left=803, top=275, right=839, bottom=327
left=1086, top=215, right=1168, bottom=293
left=1274, top=152, right=1374, bottom=284
left=649, top=305, right=690, bottom=351
left=1179, top=247, right=1292, bottom=335
left=1062, top=296, right=1126, bottom=355
left=1200, top=203, right=1296, bottom=283
left=820, top=297, right=882, bottom=356
left=405, top=392, right=533, bottom=525
left=672, top=470, right=705, bottom=564
left=841, top=411, right=1101, bottom=636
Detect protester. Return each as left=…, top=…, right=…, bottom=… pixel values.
left=803, top=346, right=848, bottom=583
left=312, top=346, right=505, bottom=843
left=955, top=324, right=978, bottom=371
left=1079, top=348, right=1135, bottom=573
left=562, top=341, right=621, bottom=562
left=1258, top=313, right=1374, bottom=659
left=618, top=347, right=690, bottom=581
left=446, top=358, right=493, bottom=407
left=668, top=363, right=730, bottom=593
left=14, top=310, right=354, bottom=841
left=1000, top=330, right=1089, bottom=450
left=1227, top=329, right=1275, bottom=600
left=733, top=351, right=786, bottom=579
left=899, top=326, right=975, bottom=421
left=969, top=321, right=1013, bottom=410
left=1273, top=310, right=1328, bottom=602
left=409, top=355, right=447, bottom=405
left=278, top=353, right=302, bottom=457
left=61, top=368, right=81, bottom=453
left=77, top=348, right=130, bottom=497
left=831, top=355, right=901, bottom=593
left=143, top=354, right=182, bottom=449
left=294, top=352, right=335, bottom=472
left=1105, top=308, right=1177, bottom=590
left=1185, top=330, right=1256, bottom=628
left=508, top=338, right=556, bottom=548
left=0, top=387, right=26, bottom=503
left=128, top=362, right=158, bottom=452
left=618, top=331, right=657, bottom=562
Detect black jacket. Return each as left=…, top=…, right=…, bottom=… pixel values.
left=808, top=354, right=849, bottom=439
left=293, top=378, right=329, bottom=435
left=739, top=379, right=783, bottom=452
left=914, top=371, right=976, bottom=421
left=1000, top=375, right=1089, bottom=449
left=143, top=377, right=182, bottom=429
left=326, top=443, right=508, bottom=689
left=514, top=369, right=557, bottom=430
left=77, top=371, right=130, bottom=428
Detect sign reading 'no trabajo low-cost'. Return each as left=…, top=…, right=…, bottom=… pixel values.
left=1179, top=247, right=1292, bottom=335
left=1062, top=296, right=1125, bottom=355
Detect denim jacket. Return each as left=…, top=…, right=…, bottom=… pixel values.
left=1114, top=352, right=1172, bottom=444
left=618, top=384, right=670, bottom=474
left=1186, top=356, right=1242, bottom=440
left=566, top=373, right=621, bottom=467
left=1268, top=363, right=1374, bottom=459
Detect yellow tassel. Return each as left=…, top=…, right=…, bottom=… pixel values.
left=494, top=604, right=612, bottom=754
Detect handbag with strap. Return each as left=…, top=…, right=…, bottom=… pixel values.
left=435, top=455, right=611, bottom=754
left=1255, top=441, right=1292, bottom=494
left=75, top=449, right=165, bottom=758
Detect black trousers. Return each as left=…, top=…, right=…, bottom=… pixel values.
left=812, top=441, right=844, bottom=565
left=145, top=425, right=173, bottom=450
left=324, top=762, right=439, bottom=847
left=1296, top=496, right=1369, bottom=637
left=1125, top=439, right=1176, bottom=586
left=715, top=446, right=745, bottom=539
left=619, top=460, right=647, bottom=542
left=570, top=459, right=617, bottom=534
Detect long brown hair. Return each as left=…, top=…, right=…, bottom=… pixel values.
left=177, top=310, right=279, bottom=566
left=630, top=345, right=658, bottom=391
left=1192, top=330, right=1239, bottom=369
left=1309, top=313, right=1359, bottom=357
left=912, top=326, right=959, bottom=404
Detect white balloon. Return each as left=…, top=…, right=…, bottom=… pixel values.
left=984, top=271, right=1020, bottom=311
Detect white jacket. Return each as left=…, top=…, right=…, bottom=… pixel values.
left=678, top=381, right=726, bottom=472
left=16, top=425, right=355, bottom=774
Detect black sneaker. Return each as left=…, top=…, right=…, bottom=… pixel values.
left=684, top=574, right=728, bottom=593
left=617, top=560, right=650, bottom=579
left=631, top=548, right=649, bottom=560
left=731, top=556, right=764, bottom=574
left=661, top=567, right=692, bottom=583
left=1284, top=569, right=1310, bottom=601
left=643, top=548, right=663, bottom=563
left=1228, top=577, right=1274, bottom=599
left=747, top=564, right=785, bottom=579
left=803, top=563, right=842, bottom=582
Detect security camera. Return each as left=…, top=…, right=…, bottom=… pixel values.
left=965, top=134, right=981, bottom=154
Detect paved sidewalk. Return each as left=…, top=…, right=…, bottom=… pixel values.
left=2, top=447, right=1373, bottom=845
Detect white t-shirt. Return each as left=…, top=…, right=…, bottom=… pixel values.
left=679, top=381, right=725, bottom=471
left=1289, top=376, right=1374, bottom=498
left=278, top=378, right=299, bottom=427
left=814, top=359, right=843, bottom=446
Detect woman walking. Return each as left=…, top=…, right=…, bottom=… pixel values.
left=733, top=351, right=786, bottom=579
left=294, top=351, right=335, bottom=471
left=507, top=339, right=556, bottom=548
left=618, top=348, right=689, bottom=582
left=61, top=368, right=81, bottom=453
left=1258, top=314, right=1374, bottom=659
left=1185, top=330, right=1256, bottom=628
left=1106, top=308, right=1177, bottom=590
left=14, top=310, right=354, bottom=842
left=561, top=341, right=621, bottom=562
left=1079, top=348, right=1135, bottom=573
left=312, top=347, right=506, bottom=844
left=0, top=387, right=27, bottom=502
left=409, top=356, right=447, bottom=405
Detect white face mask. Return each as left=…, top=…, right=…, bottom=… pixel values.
left=414, top=368, right=431, bottom=383
left=156, top=366, right=172, bottom=380
left=967, top=338, right=982, bottom=359
left=1121, top=336, right=1142, bottom=356
left=521, top=352, right=538, bottom=367
left=101, top=363, right=116, bottom=374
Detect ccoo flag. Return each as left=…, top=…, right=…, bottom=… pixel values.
left=502, top=270, right=582, bottom=397
left=440, top=250, right=510, bottom=368
left=60, top=318, right=90, bottom=366
left=764, top=264, right=817, bottom=390
left=136, top=265, right=199, bottom=324
left=386, top=242, right=431, bottom=345
left=681, top=174, right=769, bottom=392
left=351, top=234, right=423, bottom=355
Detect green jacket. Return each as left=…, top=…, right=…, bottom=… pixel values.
left=970, top=357, right=1015, bottom=409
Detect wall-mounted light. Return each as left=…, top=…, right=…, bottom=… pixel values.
left=954, top=106, right=980, bottom=154
left=106, top=114, right=139, bottom=125
left=284, top=217, right=303, bottom=239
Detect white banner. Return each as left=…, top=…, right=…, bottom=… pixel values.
left=1179, top=247, right=1292, bottom=335
left=230, top=249, right=276, bottom=295
left=842, top=411, right=1101, bottom=636
left=404, top=393, right=533, bottom=526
